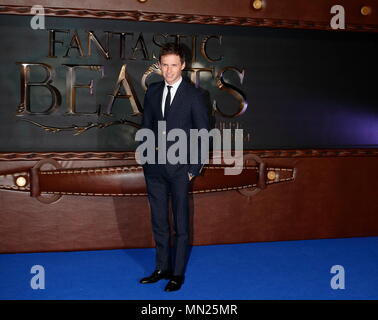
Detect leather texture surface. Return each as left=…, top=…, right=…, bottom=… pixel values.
left=0, top=1, right=377, bottom=32
left=0, top=149, right=377, bottom=253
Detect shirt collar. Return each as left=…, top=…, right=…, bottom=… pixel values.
left=165, top=76, right=182, bottom=91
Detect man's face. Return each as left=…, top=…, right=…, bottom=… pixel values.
left=159, top=54, right=185, bottom=85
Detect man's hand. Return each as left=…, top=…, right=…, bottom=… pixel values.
left=188, top=172, right=194, bottom=181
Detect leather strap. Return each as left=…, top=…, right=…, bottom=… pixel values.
left=0, top=155, right=296, bottom=204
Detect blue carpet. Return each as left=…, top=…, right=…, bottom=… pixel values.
left=1, top=237, right=378, bottom=300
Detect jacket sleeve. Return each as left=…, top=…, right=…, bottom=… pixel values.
left=136, top=88, right=155, bottom=155
left=188, top=90, right=210, bottom=177
left=141, top=89, right=153, bottom=130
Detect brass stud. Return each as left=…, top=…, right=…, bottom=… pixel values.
left=252, top=0, right=264, bottom=10
left=267, top=171, right=276, bottom=181
left=361, top=6, right=372, bottom=16
left=16, top=176, right=27, bottom=187
left=138, top=0, right=148, bottom=3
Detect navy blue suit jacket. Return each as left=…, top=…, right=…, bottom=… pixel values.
left=141, top=78, right=210, bottom=177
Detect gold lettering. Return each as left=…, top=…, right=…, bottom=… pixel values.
left=106, top=64, right=142, bottom=116
left=107, top=31, right=134, bottom=60
left=47, top=29, right=69, bottom=58
left=214, top=67, right=248, bottom=117
left=169, top=34, right=189, bottom=45
left=141, top=62, right=162, bottom=91
left=201, top=35, right=223, bottom=62
left=16, top=62, right=61, bottom=115
left=64, top=31, right=84, bottom=57
left=152, top=33, right=167, bottom=48
left=87, top=31, right=110, bottom=59
left=152, top=33, right=168, bottom=59
left=130, top=33, right=150, bottom=60
left=63, top=64, right=104, bottom=115
left=191, top=35, right=197, bottom=63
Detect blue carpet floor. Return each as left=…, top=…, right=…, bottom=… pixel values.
left=1, top=237, right=378, bottom=300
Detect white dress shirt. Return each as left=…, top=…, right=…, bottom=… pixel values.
left=161, top=77, right=182, bottom=117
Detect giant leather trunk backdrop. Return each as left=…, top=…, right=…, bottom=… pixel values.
left=0, top=0, right=377, bottom=253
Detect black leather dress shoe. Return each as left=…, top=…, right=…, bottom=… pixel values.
left=164, top=275, right=184, bottom=292
left=139, top=270, right=172, bottom=284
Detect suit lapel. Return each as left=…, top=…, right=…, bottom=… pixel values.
left=155, top=82, right=165, bottom=120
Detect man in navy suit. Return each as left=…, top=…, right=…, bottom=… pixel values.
left=139, top=43, right=209, bottom=291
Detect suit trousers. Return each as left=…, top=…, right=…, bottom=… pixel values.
left=144, top=165, right=191, bottom=276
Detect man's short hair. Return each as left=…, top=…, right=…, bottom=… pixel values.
left=159, top=42, right=185, bottom=64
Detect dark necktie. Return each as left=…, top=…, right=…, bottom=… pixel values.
left=164, top=85, right=172, bottom=117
